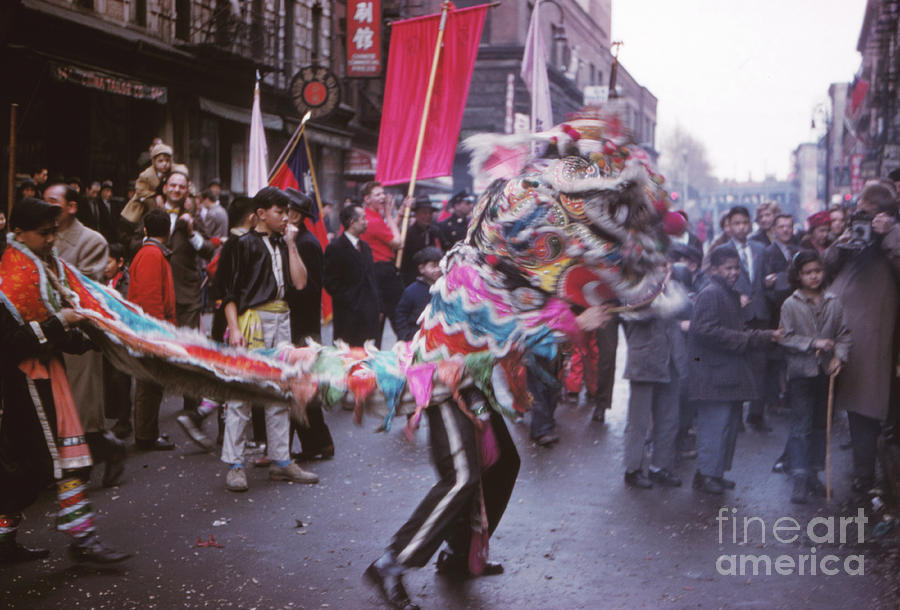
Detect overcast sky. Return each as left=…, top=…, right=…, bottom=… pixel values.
left=611, top=0, right=866, bottom=182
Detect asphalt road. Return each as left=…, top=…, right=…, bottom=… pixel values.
left=3, top=333, right=898, bottom=609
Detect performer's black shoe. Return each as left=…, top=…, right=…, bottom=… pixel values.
left=0, top=539, right=50, bottom=563
left=534, top=433, right=559, bottom=447
left=435, top=550, right=504, bottom=577
left=364, top=555, right=419, bottom=610
left=68, top=534, right=131, bottom=565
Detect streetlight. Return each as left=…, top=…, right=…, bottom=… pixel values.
left=812, top=102, right=831, bottom=207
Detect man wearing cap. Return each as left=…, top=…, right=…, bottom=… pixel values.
left=284, top=188, right=334, bottom=460
left=439, top=190, right=474, bottom=251
left=400, top=194, right=442, bottom=286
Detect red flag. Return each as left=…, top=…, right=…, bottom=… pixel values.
left=269, top=134, right=333, bottom=324
left=375, top=3, right=488, bottom=186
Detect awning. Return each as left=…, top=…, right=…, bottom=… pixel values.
left=199, top=97, right=283, bottom=130
left=346, top=148, right=377, bottom=176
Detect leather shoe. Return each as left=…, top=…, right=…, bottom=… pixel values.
left=0, top=540, right=50, bottom=563
left=68, top=535, right=131, bottom=564
left=534, top=433, right=559, bottom=447
left=717, top=477, right=736, bottom=490
left=692, top=472, right=724, bottom=495
left=364, top=558, right=420, bottom=610
left=435, top=550, right=503, bottom=577
left=592, top=408, right=606, bottom=423
left=135, top=436, right=175, bottom=451
left=624, top=470, right=653, bottom=489
left=102, top=434, right=127, bottom=488
left=649, top=469, right=682, bottom=487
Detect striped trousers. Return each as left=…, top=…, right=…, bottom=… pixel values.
left=389, top=398, right=519, bottom=568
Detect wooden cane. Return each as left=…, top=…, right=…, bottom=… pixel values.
left=825, top=371, right=836, bottom=502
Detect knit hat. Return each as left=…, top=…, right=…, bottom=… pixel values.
left=807, top=210, right=830, bottom=229
left=150, top=143, right=173, bottom=158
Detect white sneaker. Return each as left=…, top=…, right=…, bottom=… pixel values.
left=225, top=466, right=248, bottom=492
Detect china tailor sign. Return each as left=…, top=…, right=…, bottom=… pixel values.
left=51, top=62, right=168, bottom=104
left=347, top=0, right=382, bottom=77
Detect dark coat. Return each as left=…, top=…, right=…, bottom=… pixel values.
left=731, top=238, right=770, bottom=325
left=0, top=307, right=93, bottom=513
left=169, top=220, right=215, bottom=309
left=400, top=222, right=441, bottom=286
left=762, top=240, right=798, bottom=322
left=623, top=316, right=688, bottom=383
left=324, top=234, right=381, bottom=346
left=77, top=196, right=115, bottom=244
left=687, top=275, right=773, bottom=401
left=395, top=278, right=432, bottom=342
left=288, top=226, right=324, bottom=343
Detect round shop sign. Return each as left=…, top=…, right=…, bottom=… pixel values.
left=290, top=65, right=341, bottom=119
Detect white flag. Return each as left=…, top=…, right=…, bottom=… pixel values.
left=247, top=74, right=268, bottom=196
left=521, top=2, right=553, bottom=133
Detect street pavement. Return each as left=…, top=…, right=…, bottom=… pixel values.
left=2, top=331, right=898, bottom=609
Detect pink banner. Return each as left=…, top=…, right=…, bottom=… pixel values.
left=375, top=4, right=488, bottom=186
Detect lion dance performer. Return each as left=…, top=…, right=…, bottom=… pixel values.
left=360, top=111, right=686, bottom=609
left=0, top=198, right=130, bottom=564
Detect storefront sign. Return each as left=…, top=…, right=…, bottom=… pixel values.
left=51, top=62, right=167, bottom=104
left=347, top=148, right=377, bottom=175
left=347, top=0, right=381, bottom=77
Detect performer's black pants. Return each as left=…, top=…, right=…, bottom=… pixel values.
left=390, top=402, right=519, bottom=569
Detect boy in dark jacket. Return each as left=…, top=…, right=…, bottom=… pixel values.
left=394, top=247, right=442, bottom=342
left=687, top=245, right=783, bottom=494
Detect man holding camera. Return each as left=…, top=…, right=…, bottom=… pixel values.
left=825, top=181, right=900, bottom=494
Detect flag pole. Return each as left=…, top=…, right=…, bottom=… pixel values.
left=267, top=111, right=312, bottom=183
left=303, top=133, right=325, bottom=220
left=396, top=0, right=453, bottom=270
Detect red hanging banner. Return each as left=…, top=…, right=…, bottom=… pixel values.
left=347, top=0, right=382, bottom=77
left=375, top=4, right=488, bottom=186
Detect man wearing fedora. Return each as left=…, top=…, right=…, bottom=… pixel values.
left=284, top=188, right=334, bottom=461
left=400, top=194, right=442, bottom=286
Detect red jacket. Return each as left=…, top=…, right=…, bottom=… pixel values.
left=128, top=240, right=176, bottom=324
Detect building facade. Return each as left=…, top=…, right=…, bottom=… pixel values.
left=2, top=0, right=656, bottom=205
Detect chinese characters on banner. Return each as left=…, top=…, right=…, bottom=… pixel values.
left=347, top=0, right=381, bottom=77
left=850, top=154, right=863, bottom=194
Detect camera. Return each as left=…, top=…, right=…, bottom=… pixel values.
left=840, top=211, right=873, bottom=249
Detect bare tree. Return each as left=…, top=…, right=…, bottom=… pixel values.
left=658, top=125, right=717, bottom=196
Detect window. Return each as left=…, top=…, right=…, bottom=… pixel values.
left=132, top=0, right=147, bottom=27
left=176, top=0, right=191, bottom=40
